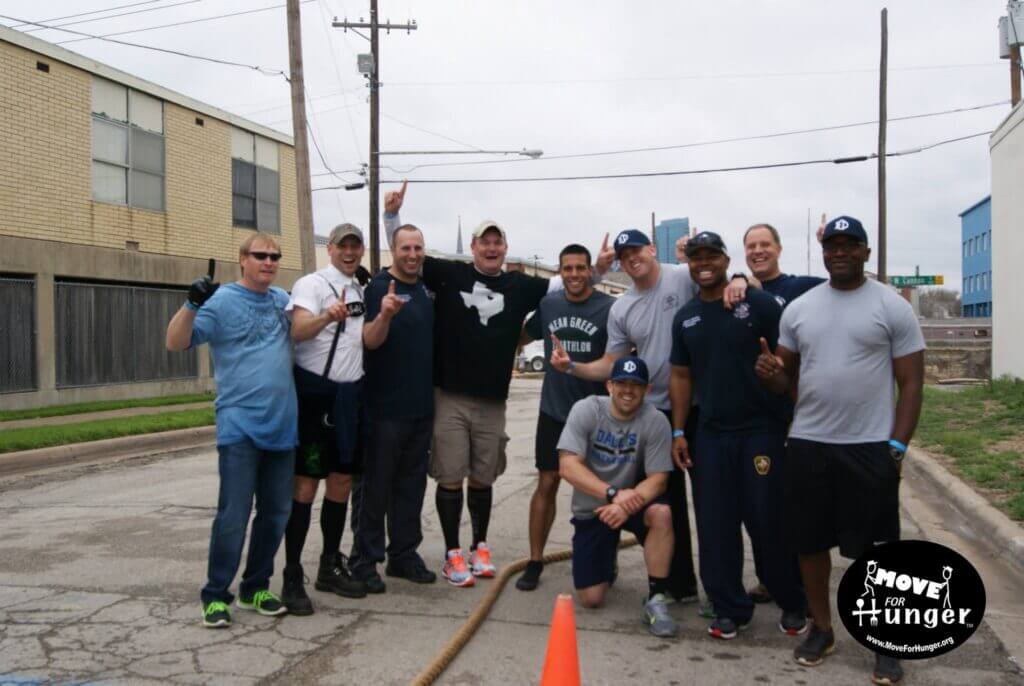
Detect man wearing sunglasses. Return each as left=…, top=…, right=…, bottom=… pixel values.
left=166, top=233, right=296, bottom=628
left=279, top=223, right=372, bottom=615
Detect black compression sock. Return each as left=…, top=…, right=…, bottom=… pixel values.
left=435, top=486, right=464, bottom=552
left=649, top=575, right=670, bottom=600
left=467, top=485, right=493, bottom=549
left=284, top=500, right=312, bottom=571
left=320, top=498, right=347, bottom=557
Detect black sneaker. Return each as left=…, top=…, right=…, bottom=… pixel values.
left=236, top=589, right=287, bottom=616
left=515, top=560, right=543, bottom=591
left=281, top=567, right=314, bottom=616
left=794, top=625, right=835, bottom=666
left=202, top=600, right=231, bottom=628
left=779, top=608, right=809, bottom=636
left=872, top=654, right=904, bottom=685
left=708, top=616, right=749, bottom=640
left=360, top=570, right=387, bottom=594
left=386, top=558, right=438, bottom=585
left=747, top=581, right=773, bottom=604
left=315, top=553, right=368, bottom=598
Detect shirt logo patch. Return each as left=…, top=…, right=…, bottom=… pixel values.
left=683, top=315, right=701, bottom=328
left=774, top=295, right=787, bottom=307
left=733, top=302, right=751, bottom=320
left=754, top=455, right=771, bottom=475
left=663, top=294, right=679, bottom=311
left=460, top=281, right=505, bottom=326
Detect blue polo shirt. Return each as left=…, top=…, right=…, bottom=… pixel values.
left=669, top=288, right=788, bottom=435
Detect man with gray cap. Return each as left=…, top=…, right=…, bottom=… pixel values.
left=280, top=223, right=371, bottom=615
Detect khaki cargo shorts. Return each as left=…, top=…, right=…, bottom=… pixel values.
left=429, top=388, right=509, bottom=486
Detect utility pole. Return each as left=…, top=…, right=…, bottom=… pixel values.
left=333, top=7, right=417, bottom=272
left=1012, top=45, right=1022, bottom=106
left=877, top=8, right=888, bottom=283
left=806, top=208, right=811, bottom=276
left=286, top=0, right=316, bottom=274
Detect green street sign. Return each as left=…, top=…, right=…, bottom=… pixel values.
left=889, top=275, right=944, bottom=287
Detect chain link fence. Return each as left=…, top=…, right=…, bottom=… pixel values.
left=0, top=276, right=37, bottom=393
left=55, top=281, right=197, bottom=388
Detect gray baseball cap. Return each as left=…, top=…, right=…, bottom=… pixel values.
left=329, top=223, right=364, bottom=244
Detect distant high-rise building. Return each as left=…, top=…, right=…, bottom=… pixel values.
left=959, top=197, right=991, bottom=317
left=654, top=217, right=690, bottom=264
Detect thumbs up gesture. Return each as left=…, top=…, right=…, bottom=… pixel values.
left=755, top=337, right=784, bottom=379
left=550, top=334, right=572, bottom=373
left=379, top=279, right=406, bottom=319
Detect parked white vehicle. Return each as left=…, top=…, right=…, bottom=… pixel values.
left=518, top=339, right=546, bottom=373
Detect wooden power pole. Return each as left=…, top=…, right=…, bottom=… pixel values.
left=286, top=0, right=317, bottom=275
left=1012, top=45, right=1022, bottom=106
left=877, top=8, right=888, bottom=284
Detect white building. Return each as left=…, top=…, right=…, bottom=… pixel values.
left=990, top=101, right=1024, bottom=379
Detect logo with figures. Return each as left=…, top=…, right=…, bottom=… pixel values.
left=837, top=541, right=985, bottom=660
left=732, top=302, right=750, bottom=320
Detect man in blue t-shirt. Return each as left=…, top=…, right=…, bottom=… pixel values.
left=348, top=223, right=439, bottom=589
left=166, top=234, right=296, bottom=628
left=668, top=231, right=806, bottom=641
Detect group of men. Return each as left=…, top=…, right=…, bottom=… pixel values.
left=166, top=183, right=924, bottom=685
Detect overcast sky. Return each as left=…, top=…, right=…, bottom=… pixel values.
left=3, top=0, right=1012, bottom=288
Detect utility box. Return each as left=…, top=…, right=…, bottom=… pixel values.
left=1005, top=2, right=1024, bottom=49
left=357, top=53, right=374, bottom=74
left=1000, top=16, right=1010, bottom=58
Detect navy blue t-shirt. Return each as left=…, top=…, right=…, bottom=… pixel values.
left=761, top=273, right=826, bottom=309
left=669, top=288, right=788, bottom=435
left=363, top=271, right=434, bottom=420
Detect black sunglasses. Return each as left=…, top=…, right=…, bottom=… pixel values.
left=247, top=251, right=282, bottom=262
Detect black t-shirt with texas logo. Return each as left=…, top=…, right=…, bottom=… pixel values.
left=423, top=257, right=550, bottom=401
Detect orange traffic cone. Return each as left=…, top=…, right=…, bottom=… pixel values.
left=540, top=594, right=581, bottom=686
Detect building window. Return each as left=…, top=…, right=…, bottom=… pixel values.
left=231, top=128, right=279, bottom=233
left=91, top=78, right=165, bottom=211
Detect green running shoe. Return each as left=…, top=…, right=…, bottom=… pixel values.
left=236, top=589, right=287, bottom=616
left=202, top=601, right=231, bottom=628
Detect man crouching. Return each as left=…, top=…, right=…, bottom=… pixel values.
left=557, top=356, right=677, bottom=638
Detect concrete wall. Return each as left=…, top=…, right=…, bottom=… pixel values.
left=990, top=103, right=1024, bottom=380
left=924, top=346, right=992, bottom=384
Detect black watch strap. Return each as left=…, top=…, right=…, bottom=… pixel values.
left=606, top=486, right=618, bottom=503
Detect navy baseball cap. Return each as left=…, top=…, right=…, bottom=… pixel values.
left=610, top=356, right=649, bottom=384
left=684, top=231, right=728, bottom=257
left=613, top=229, right=651, bottom=257
left=821, top=216, right=869, bottom=245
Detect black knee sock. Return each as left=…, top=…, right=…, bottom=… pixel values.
left=285, top=500, right=312, bottom=571
left=320, top=498, right=347, bottom=558
left=466, top=485, right=493, bottom=550
left=649, top=575, right=670, bottom=600
left=435, top=486, right=464, bottom=552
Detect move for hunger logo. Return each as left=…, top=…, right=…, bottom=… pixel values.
left=837, top=541, right=985, bottom=660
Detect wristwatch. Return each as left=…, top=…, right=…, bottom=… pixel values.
left=672, top=429, right=685, bottom=439
left=566, top=360, right=576, bottom=375
left=888, top=439, right=907, bottom=463
left=605, top=486, right=618, bottom=503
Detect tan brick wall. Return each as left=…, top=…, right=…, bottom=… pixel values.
left=0, top=40, right=301, bottom=272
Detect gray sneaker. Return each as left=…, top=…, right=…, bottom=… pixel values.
left=643, top=593, right=679, bottom=638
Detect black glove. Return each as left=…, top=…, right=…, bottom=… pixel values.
left=187, top=276, right=219, bottom=309
left=355, top=265, right=372, bottom=287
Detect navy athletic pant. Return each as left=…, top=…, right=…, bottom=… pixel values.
left=660, top=408, right=699, bottom=599
left=691, top=429, right=805, bottom=623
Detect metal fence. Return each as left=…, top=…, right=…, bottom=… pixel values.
left=0, top=276, right=37, bottom=393
left=55, top=281, right=197, bottom=388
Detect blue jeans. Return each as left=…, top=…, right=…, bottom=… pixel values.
left=201, top=440, right=294, bottom=605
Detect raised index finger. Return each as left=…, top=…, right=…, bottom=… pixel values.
left=207, top=258, right=216, bottom=279
left=550, top=334, right=565, bottom=351
left=601, top=232, right=609, bottom=251
left=398, top=179, right=408, bottom=199
left=759, top=337, right=771, bottom=356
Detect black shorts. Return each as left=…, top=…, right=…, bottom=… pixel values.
left=783, top=438, right=900, bottom=559
left=535, top=411, right=565, bottom=472
left=570, top=499, right=666, bottom=589
left=294, top=366, right=364, bottom=478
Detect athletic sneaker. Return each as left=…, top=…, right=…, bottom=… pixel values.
left=872, top=654, right=904, bottom=685
left=793, top=625, right=835, bottom=666
left=515, top=560, right=543, bottom=591
left=281, top=567, right=313, bottom=616
left=469, top=542, right=497, bottom=578
left=442, top=548, right=475, bottom=587
left=779, top=609, right=810, bottom=636
left=202, top=601, right=231, bottom=628
left=708, top=616, right=749, bottom=640
left=386, top=558, right=437, bottom=585
left=643, top=593, right=679, bottom=638
left=671, top=590, right=699, bottom=604
left=236, top=589, right=287, bottom=616
left=698, top=601, right=716, bottom=619
left=747, top=581, right=773, bottom=604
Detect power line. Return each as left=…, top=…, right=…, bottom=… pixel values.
left=379, top=100, right=1009, bottom=173
left=315, top=0, right=365, bottom=164
left=11, top=0, right=167, bottom=30
left=0, top=12, right=289, bottom=78
left=55, top=1, right=315, bottom=46
left=380, top=112, right=493, bottom=153
left=310, top=129, right=991, bottom=189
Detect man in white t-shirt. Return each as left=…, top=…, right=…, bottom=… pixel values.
left=280, top=223, right=371, bottom=615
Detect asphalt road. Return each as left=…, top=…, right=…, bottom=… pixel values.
left=0, top=378, right=1021, bottom=685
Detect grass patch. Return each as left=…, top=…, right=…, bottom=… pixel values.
left=0, top=393, right=214, bottom=422
left=916, top=378, right=1024, bottom=521
left=0, top=408, right=215, bottom=454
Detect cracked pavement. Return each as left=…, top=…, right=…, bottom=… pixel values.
left=1, top=378, right=1022, bottom=684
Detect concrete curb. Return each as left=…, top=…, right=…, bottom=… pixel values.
left=907, top=446, right=1024, bottom=573
left=0, top=425, right=216, bottom=476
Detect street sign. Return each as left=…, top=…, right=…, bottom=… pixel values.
left=889, top=275, right=944, bottom=287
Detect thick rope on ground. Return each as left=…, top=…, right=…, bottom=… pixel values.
left=410, top=536, right=639, bottom=686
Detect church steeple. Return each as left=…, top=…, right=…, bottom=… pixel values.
left=456, top=215, right=464, bottom=254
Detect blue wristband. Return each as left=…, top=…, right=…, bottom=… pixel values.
left=672, top=429, right=685, bottom=439
left=888, top=439, right=908, bottom=453
left=185, top=300, right=200, bottom=312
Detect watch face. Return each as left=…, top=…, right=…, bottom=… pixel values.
left=889, top=447, right=905, bottom=461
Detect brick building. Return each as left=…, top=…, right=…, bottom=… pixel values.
left=0, top=27, right=302, bottom=409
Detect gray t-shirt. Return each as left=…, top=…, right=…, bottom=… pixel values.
left=778, top=279, right=925, bottom=444
left=557, top=396, right=673, bottom=519
left=606, top=264, right=699, bottom=410
left=525, top=290, right=614, bottom=422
